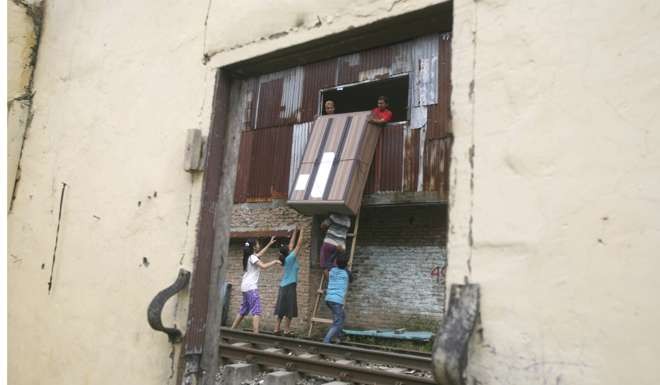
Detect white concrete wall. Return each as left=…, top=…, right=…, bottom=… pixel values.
left=448, top=1, right=660, bottom=384
left=7, top=1, right=214, bottom=384
left=8, top=0, right=660, bottom=384
left=7, top=1, right=451, bottom=384
left=204, top=0, right=444, bottom=67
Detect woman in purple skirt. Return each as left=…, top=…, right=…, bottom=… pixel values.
left=230, top=236, right=280, bottom=333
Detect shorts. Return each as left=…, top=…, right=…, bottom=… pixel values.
left=239, top=289, right=262, bottom=316
left=320, top=242, right=339, bottom=269
left=274, top=283, right=298, bottom=319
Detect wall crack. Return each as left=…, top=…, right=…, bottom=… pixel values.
left=179, top=174, right=195, bottom=265
left=467, top=0, right=479, bottom=276
left=48, top=182, right=67, bottom=294
left=201, top=0, right=213, bottom=64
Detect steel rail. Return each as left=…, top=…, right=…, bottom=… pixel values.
left=219, top=343, right=436, bottom=385
left=339, top=340, right=432, bottom=358
left=220, top=327, right=431, bottom=371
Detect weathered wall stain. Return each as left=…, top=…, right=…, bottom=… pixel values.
left=8, top=0, right=44, bottom=211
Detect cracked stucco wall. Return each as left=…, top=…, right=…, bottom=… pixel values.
left=8, top=2, right=456, bottom=385
left=7, top=0, right=215, bottom=384
left=7, top=0, right=42, bottom=210
left=203, top=0, right=446, bottom=67
left=8, top=0, right=660, bottom=384
left=447, top=1, right=660, bottom=384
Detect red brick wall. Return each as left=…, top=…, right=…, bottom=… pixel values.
left=226, top=202, right=448, bottom=335
left=332, top=205, right=447, bottom=331
left=227, top=202, right=313, bottom=334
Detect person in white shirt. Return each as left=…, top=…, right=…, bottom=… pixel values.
left=230, top=236, right=280, bottom=333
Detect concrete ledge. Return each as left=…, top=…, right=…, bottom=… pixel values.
left=222, top=363, right=258, bottom=385
left=362, top=191, right=446, bottom=206
left=264, top=370, right=298, bottom=385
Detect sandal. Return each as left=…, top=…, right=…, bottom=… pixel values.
left=273, top=330, right=282, bottom=336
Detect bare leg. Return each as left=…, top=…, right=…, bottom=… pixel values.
left=253, top=316, right=261, bottom=334
left=231, top=314, right=244, bottom=329
left=274, top=317, right=282, bottom=333
left=284, top=317, right=292, bottom=333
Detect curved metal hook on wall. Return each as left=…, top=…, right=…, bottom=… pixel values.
left=432, top=283, right=480, bottom=385
left=147, top=268, right=191, bottom=343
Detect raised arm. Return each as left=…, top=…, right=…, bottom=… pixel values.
left=255, top=236, right=276, bottom=258
left=287, top=228, right=297, bottom=251
left=293, top=228, right=304, bottom=255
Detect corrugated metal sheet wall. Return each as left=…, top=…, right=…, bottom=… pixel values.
left=288, top=122, right=314, bottom=194
left=234, top=125, right=293, bottom=203
left=234, top=32, right=451, bottom=203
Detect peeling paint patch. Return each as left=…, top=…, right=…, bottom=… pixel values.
left=8, top=0, right=44, bottom=212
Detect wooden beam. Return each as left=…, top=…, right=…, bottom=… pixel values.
left=230, top=230, right=291, bottom=239
left=362, top=191, right=446, bottom=207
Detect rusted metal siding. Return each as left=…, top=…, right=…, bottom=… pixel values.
left=280, top=67, right=304, bottom=124
left=403, top=126, right=420, bottom=192
left=411, top=34, right=440, bottom=107
left=427, top=32, right=452, bottom=140
left=423, top=136, right=452, bottom=195
left=289, top=122, right=313, bottom=193
left=378, top=123, right=405, bottom=191
left=242, top=78, right=259, bottom=129
left=233, top=130, right=254, bottom=203
left=301, top=59, right=337, bottom=122
left=243, top=125, right=293, bottom=202
left=271, top=125, right=293, bottom=198
left=251, top=34, right=446, bottom=126
left=364, top=123, right=405, bottom=193
left=255, top=77, right=284, bottom=129
left=236, top=33, right=452, bottom=202
left=336, top=53, right=361, bottom=85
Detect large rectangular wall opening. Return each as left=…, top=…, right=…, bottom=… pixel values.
left=187, top=4, right=453, bottom=382
left=320, top=75, right=410, bottom=122
left=217, top=16, right=452, bottom=346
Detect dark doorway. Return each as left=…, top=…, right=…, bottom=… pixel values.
left=321, top=75, right=409, bottom=122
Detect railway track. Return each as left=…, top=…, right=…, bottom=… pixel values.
left=219, top=327, right=436, bottom=385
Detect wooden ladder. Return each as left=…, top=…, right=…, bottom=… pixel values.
left=307, top=212, right=360, bottom=337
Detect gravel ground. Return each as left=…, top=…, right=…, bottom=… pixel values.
left=214, top=366, right=334, bottom=385
left=214, top=346, right=434, bottom=384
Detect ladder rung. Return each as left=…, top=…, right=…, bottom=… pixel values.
left=311, top=317, right=333, bottom=324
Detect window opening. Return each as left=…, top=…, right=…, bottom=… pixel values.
left=320, top=75, right=409, bottom=122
